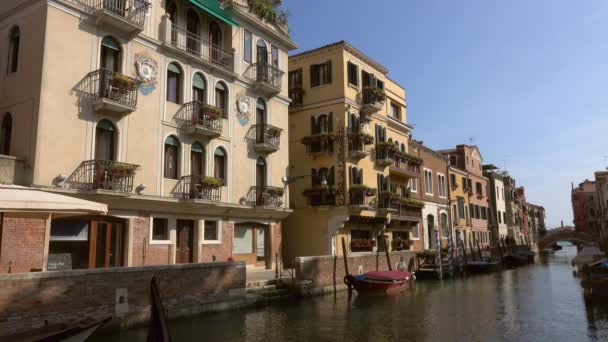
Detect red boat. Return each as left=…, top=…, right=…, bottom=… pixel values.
left=344, top=270, right=412, bottom=294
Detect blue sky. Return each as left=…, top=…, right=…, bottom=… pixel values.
left=283, top=0, right=608, bottom=228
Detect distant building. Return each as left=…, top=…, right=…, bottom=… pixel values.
left=503, top=175, right=523, bottom=242
left=448, top=166, right=472, bottom=245
left=595, top=171, right=608, bottom=238
left=571, top=180, right=601, bottom=236
left=517, top=187, right=530, bottom=243
left=483, top=165, right=508, bottom=244
left=528, top=204, right=546, bottom=243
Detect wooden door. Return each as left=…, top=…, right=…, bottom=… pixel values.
left=176, top=220, right=194, bottom=264
left=88, top=220, right=124, bottom=269
left=191, top=150, right=203, bottom=177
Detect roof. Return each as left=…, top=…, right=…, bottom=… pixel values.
left=289, top=40, right=390, bottom=75
left=0, top=185, right=107, bottom=214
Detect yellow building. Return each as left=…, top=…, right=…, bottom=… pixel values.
left=448, top=166, right=473, bottom=245
left=283, top=41, right=424, bottom=258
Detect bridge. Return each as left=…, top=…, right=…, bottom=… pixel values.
left=537, top=227, right=599, bottom=250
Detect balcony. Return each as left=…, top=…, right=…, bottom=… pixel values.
left=348, top=185, right=377, bottom=207
left=378, top=192, right=424, bottom=222
left=246, top=124, right=282, bottom=154
left=375, top=143, right=395, bottom=167
left=172, top=175, right=222, bottom=202
left=347, top=132, right=374, bottom=160
left=245, top=62, right=284, bottom=97
left=87, top=69, right=139, bottom=114
left=302, top=134, right=335, bottom=156
left=174, top=101, right=223, bottom=138
left=303, top=186, right=336, bottom=206
left=390, top=153, right=422, bottom=178
left=93, top=0, right=149, bottom=35
left=245, top=186, right=284, bottom=208
left=66, top=160, right=140, bottom=193
left=289, top=87, right=304, bottom=107
left=161, top=17, right=235, bottom=75
left=361, top=86, right=385, bottom=115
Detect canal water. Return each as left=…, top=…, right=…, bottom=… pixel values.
left=95, top=245, right=608, bottom=342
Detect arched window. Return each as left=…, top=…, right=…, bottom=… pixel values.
left=256, top=39, right=268, bottom=64
left=167, top=62, right=182, bottom=104
left=440, top=213, right=448, bottom=238
left=95, top=119, right=116, bottom=161
left=215, top=82, right=227, bottom=118
left=191, top=142, right=204, bottom=177
left=214, top=147, right=226, bottom=182
left=192, top=73, right=206, bottom=102
left=209, top=22, right=221, bottom=62
left=0, top=113, right=12, bottom=155
left=186, top=10, right=200, bottom=54
left=100, top=36, right=121, bottom=72
left=164, top=135, right=180, bottom=179
left=316, top=115, right=328, bottom=133
left=7, top=26, right=19, bottom=74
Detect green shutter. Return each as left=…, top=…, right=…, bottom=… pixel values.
left=101, top=37, right=120, bottom=50
left=193, top=73, right=205, bottom=89
left=168, top=63, right=181, bottom=74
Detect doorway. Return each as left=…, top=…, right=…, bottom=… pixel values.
left=176, top=219, right=194, bottom=264
left=256, top=39, right=268, bottom=82
left=427, top=214, right=436, bottom=250
left=209, top=22, right=221, bottom=63
left=256, top=99, right=266, bottom=144
left=233, top=223, right=270, bottom=268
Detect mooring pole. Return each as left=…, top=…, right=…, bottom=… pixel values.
left=341, top=237, right=352, bottom=295
left=476, top=240, right=483, bottom=261
left=382, top=233, right=392, bottom=271
left=469, top=240, right=476, bottom=261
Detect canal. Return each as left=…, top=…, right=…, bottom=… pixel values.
left=95, top=245, right=608, bottom=342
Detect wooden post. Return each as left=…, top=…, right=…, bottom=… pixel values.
left=461, top=240, right=468, bottom=265
left=383, top=234, right=392, bottom=271
left=469, top=240, right=476, bottom=261
left=341, top=237, right=350, bottom=276
left=476, top=240, right=483, bottom=261
left=498, top=239, right=505, bottom=265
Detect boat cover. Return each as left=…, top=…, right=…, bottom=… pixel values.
left=366, top=270, right=411, bottom=281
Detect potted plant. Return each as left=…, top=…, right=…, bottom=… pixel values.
left=110, top=74, right=137, bottom=93
left=201, top=104, right=223, bottom=118
left=266, top=187, right=284, bottom=197
left=105, top=163, right=137, bottom=177
left=200, top=176, right=223, bottom=188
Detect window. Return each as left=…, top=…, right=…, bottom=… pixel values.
left=503, top=212, right=507, bottom=223
left=481, top=206, right=487, bottom=220
left=438, top=174, right=446, bottom=197
left=166, top=62, right=182, bottom=104
left=424, top=169, right=433, bottom=195
left=7, top=26, right=19, bottom=74
left=457, top=197, right=465, bottom=219
left=204, top=220, right=219, bottom=241
left=192, top=73, right=206, bottom=102
left=0, top=113, right=12, bottom=155
left=453, top=204, right=458, bottom=222
left=191, top=142, right=204, bottom=176
left=450, top=174, right=457, bottom=188
left=411, top=223, right=420, bottom=239
left=164, top=136, right=179, bottom=179
left=498, top=210, right=502, bottom=224
left=410, top=178, right=418, bottom=193
left=310, top=61, right=332, bottom=87
left=271, top=45, right=279, bottom=67
left=476, top=182, right=483, bottom=195
left=450, top=155, right=456, bottom=166
left=215, top=82, right=227, bottom=118
left=152, top=218, right=169, bottom=241
left=465, top=206, right=469, bottom=220
left=347, top=61, right=358, bottom=86
left=440, top=213, right=448, bottom=238
left=244, top=30, right=252, bottom=63
left=389, top=103, right=401, bottom=120
left=214, top=147, right=226, bottom=182
left=100, top=36, right=121, bottom=72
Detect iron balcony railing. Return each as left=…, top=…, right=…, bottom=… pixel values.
left=168, top=24, right=234, bottom=73
left=252, top=124, right=282, bottom=148
left=87, top=68, right=139, bottom=108
left=246, top=186, right=284, bottom=208
left=173, top=175, right=222, bottom=201
left=66, top=160, right=140, bottom=192
left=375, top=144, right=394, bottom=164
left=174, top=101, right=223, bottom=134
left=348, top=187, right=376, bottom=206
left=377, top=193, right=424, bottom=219
left=94, top=0, right=150, bottom=27
left=348, top=132, right=373, bottom=154
left=245, top=62, right=284, bottom=90
left=362, top=86, right=386, bottom=106
left=302, top=134, right=334, bottom=154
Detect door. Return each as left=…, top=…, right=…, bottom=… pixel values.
left=209, top=22, right=221, bottom=63
left=191, top=144, right=204, bottom=177
left=176, top=220, right=194, bottom=264
left=186, top=10, right=199, bottom=55
left=427, top=215, right=436, bottom=250
left=256, top=158, right=266, bottom=205
left=89, top=220, right=124, bottom=269
left=233, top=223, right=270, bottom=267
left=256, top=40, right=268, bottom=82
left=256, top=100, right=266, bottom=144
left=95, top=123, right=115, bottom=161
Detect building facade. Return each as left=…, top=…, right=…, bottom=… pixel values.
left=528, top=203, right=546, bottom=243
left=283, top=41, right=424, bottom=258
left=595, top=171, right=608, bottom=239
left=441, top=145, right=491, bottom=246
left=483, top=165, right=508, bottom=244
left=572, top=179, right=601, bottom=236
left=0, top=0, right=297, bottom=273
left=448, top=165, right=472, bottom=245
left=408, top=140, right=450, bottom=250
left=503, top=175, right=523, bottom=241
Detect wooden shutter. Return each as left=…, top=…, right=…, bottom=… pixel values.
left=327, top=112, right=333, bottom=132
left=310, top=64, right=318, bottom=87
left=310, top=116, right=317, bottom=134
left=326, top=61, right=332, bottom=84
left=358, top=169, right=364, bottom=184
left=311, top=168, right=317, bottom=186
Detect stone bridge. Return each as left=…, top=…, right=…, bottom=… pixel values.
left=537, top=227, right=598, bottom=249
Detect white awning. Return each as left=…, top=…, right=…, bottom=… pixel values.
left=0, top=185, right=107, bottom=215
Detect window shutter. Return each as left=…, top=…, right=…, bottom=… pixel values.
left=377, top=173, right=381, bottom=192
left=310, top=116, right=318, bottom=134
left=355, top=64, right=359, bottom=86
left=326, top=61, right=332, bottom=84
left=310, top=65, right=317, bottom=87
left=375, top=124, right=380, bottom=143
left=327, top=112, right=333, bottom=132
left=359, top=169, right=364, bottom=184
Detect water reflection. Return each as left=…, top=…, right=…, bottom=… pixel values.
left=94, top=245, right=608, bottom=342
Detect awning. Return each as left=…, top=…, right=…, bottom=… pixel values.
left=0, top=185, right=107, bottom=215
left=189, top=0, right=239, bottom=27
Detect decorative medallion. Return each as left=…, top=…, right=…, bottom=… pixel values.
left=134, top=53, right=158, bottom=96
left=236, top=95, right=250, bottom=126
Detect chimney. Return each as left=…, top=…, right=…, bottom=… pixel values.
left=561, top=220, right=564, bottom=228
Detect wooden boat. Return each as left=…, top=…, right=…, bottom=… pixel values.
left=503, top=254, right=529, bottom=268
left=9, top=317, right=111, bottom=342
left=516, top=250, right=536, bottom=263
left=147, top=276, right=172, bottom=342
left=344, top=270, right=412, bottom=294
left=464, top=260, right=501, bottom=274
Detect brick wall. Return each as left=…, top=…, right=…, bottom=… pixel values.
left=0, top=214, right=47, bottom=273
left=0, top=262, right=246, bottom=337
left=200, top=221, right=233, bottom=263
left=130, top=216, right=172, bottom=266
left=295, top=251, right=416, bottom=288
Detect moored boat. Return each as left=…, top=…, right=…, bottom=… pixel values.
left=345, top=270, right=412, bottom=294
left=464, top=260, right=501, bottom=274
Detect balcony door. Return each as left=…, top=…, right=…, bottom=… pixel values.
left=256, top=39, right=268, bottom=82
left=186, top=10, right=200, bottom=55
left=256, top=158, right=266, bottom=205
left=100, top=36, right=121, bottom=72
left=95, top=120, right=116, bottom=161
left=176, top=219, right=194, bottom=264
left=191, top=142, right=204, bottom=177
left=256, top=99, right=266, bottom=144
left=209, top=22, right=221, bottom=63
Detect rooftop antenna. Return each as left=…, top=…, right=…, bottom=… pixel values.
left=468, top=137, right=475, bottom=145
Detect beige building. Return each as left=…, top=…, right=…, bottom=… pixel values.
left=0, top=0, right=297, bottom=273
left=283, top=41, right=424, bottom=258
